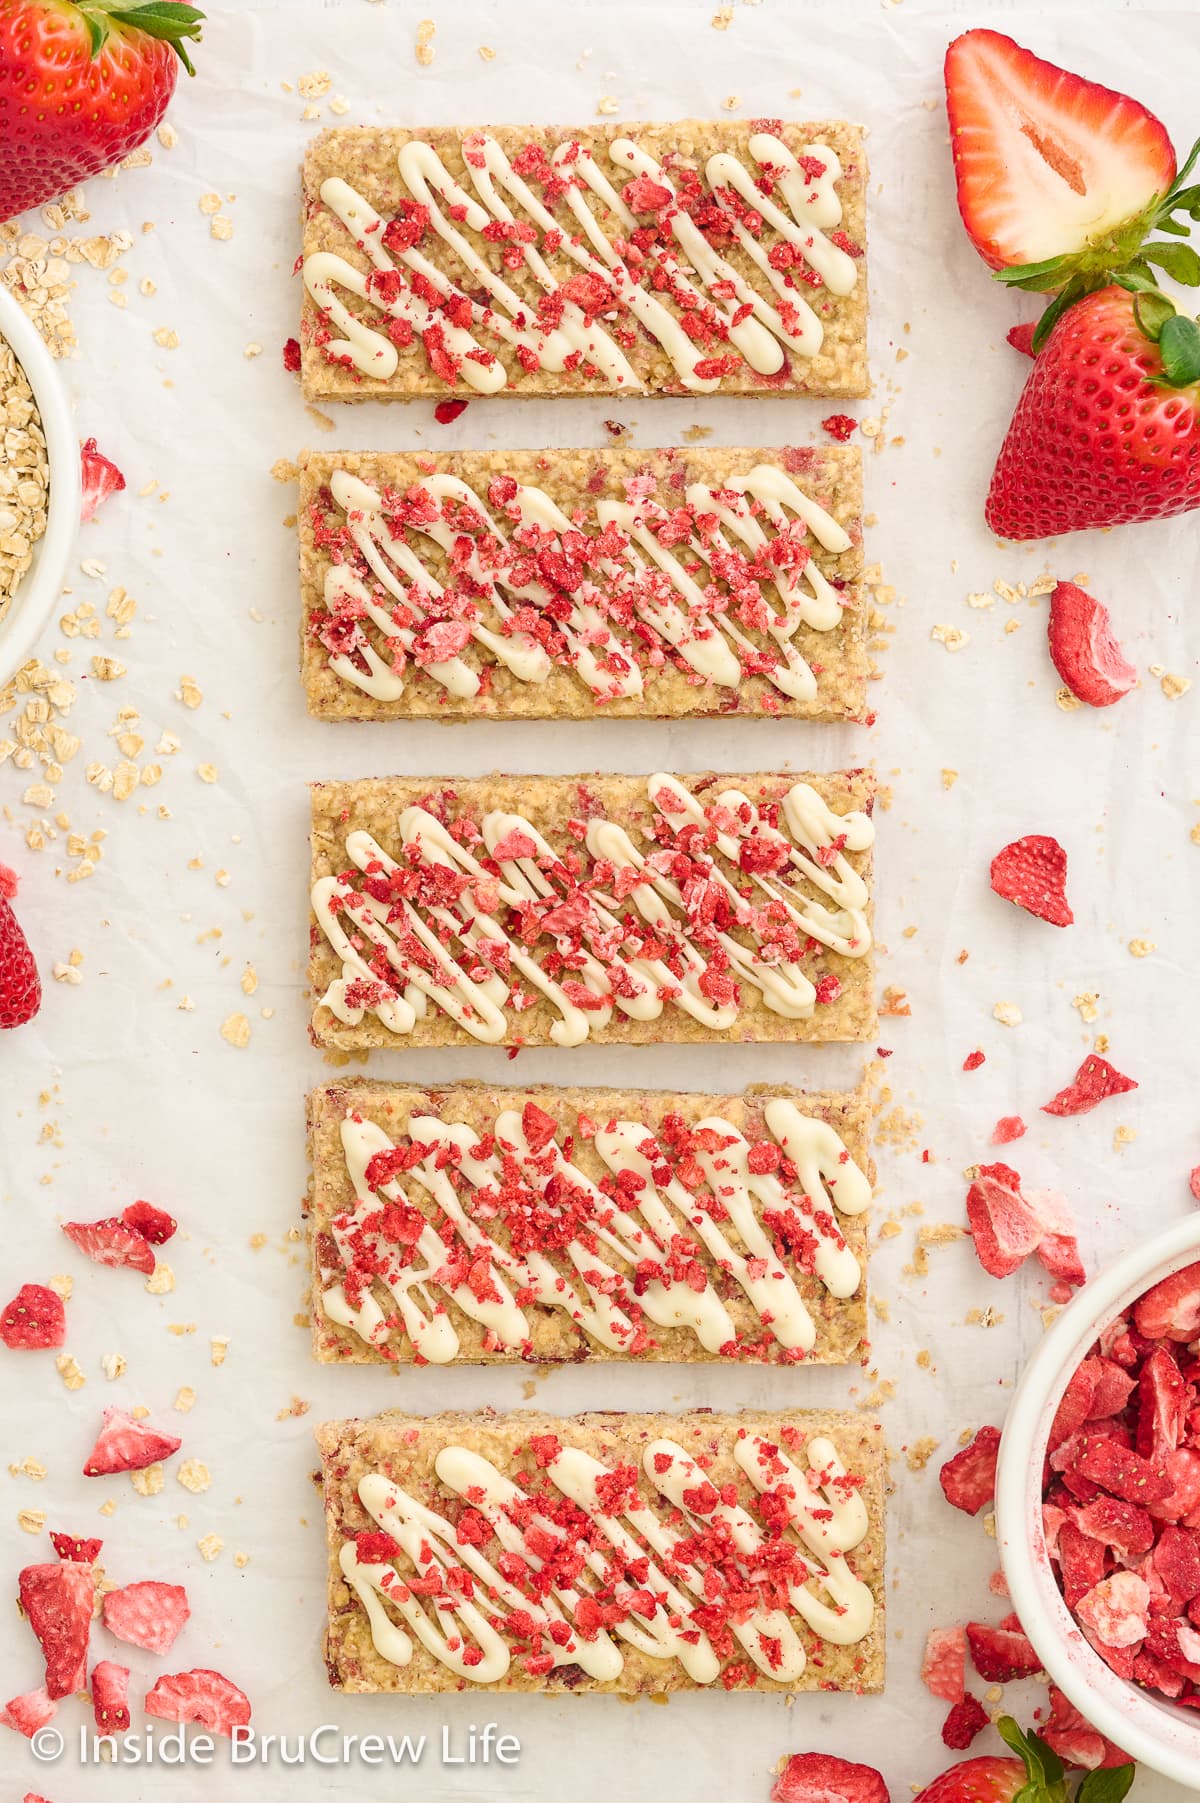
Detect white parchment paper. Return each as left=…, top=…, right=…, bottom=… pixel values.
left=2, top=1, right=1200, bottom=1797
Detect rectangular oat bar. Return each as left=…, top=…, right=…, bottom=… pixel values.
left=309, top=767, right=876, bottom=1050
left=298, top=444, right=867, bottom=723
left=300, top=120, right=867, bottom=401
left=317, top=1407, right=885, bottom=1695
left=307, top=1079, right=874, bottom=1369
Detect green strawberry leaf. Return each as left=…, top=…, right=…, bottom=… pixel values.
left=996, top=1717, right=1068, bottom=1803
left=1076, top=1767, right=1136, bottom=1803
left=1031, top=276, right=1087, bottom=353
left=1156, top=312, right=1200, bottom=385
left=1113, top=261, right=1159, bottom=294
left=1155, top=217, right=1194, bottom=237
left=994, top=255, right=1073, bottom=291
left=79, top=0, right=206, bottom=73
left=1164, top=134, right=1200, bottom=204
left=1133, top=289, right=1177, bottom=340
left=1144, top=241, right=1200, bottom=283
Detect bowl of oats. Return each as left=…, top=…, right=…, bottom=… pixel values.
left=0, top=281, right=80, bottom=684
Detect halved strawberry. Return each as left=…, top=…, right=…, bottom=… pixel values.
left=965, top=1620, right=1043, bottom=1683
left=922, top=1625, right=967, bottom=1703
left=62, top=1216, right=155, bottom=1273
left=91, top=1659, right=130, bottom=1733
left=0, top=1686, right=56, bottom=1738
left=944, top=30, right=1176, bottom=272
left=82, top=1407, right=181, bottom=1477
left=1046, top=582, right=1137, bottom=708
left=771, top=1753, right=889, bottom=1803
left=144, top=1668, right=250, bottom=1737
left=0, top=1283, right=65, bottom=1349
left=1134, top=1262, right=1200, bottom=1343
left=18, top=1560, right=93, bottom=1699
left=102, top=1579, right=190, bottom=1653
left=939, top=1425, right=1001, bottom=1515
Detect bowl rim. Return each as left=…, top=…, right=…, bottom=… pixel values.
left=0, top=283, right=80, bottom=685
left=996, top=1212, right=1200, bottom=1783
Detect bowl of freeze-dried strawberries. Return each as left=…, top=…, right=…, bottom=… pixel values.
left=0, top=282, right=80, bottom=684
left=997, top=1214, right=1200, bottom=1781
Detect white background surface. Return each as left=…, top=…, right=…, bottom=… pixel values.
left=2, top=1, right=1200, bottom=1797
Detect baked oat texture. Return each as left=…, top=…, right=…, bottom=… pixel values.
left=297, top=444, right=868, bottom=723
left=306, top=1078, right=875, bottom=1367
left=308, top=767, right=877, bottom=1050
left=300, top=120, right=867, bottom=401
left=317, top=1406, right=886, bottom=1696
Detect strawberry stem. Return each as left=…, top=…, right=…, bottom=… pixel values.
left=75, top=1, right=206, bottom=75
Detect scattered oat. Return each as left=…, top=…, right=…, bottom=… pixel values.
left=130, top=1463, right=164, bottom=1497
left=1114, top=1124, right=1137, bottom=1151
left=55, top=1352, right=85, bottom=1390
left=177, top=1459, right=211, bottom=1494
left=210, top=216, right=234, bottom=242
left=1161, top=672, right=1191, bottom=700
left=100, top=1352, right=126, bottom=1381
left=941, top=769, right=958, bottom=790
left=414, top=18, right=435, bottom=64
left=152, top=326, right=179, bottom=350
left=993, top=1001, right=1023, bottom=1028
left=596, top=95, right=619, bottom=115
left=932, top=623, right=969, bottom=652
left=197, top=1533, right=224, bottom=1562
left=478, top=44, right=495, bottom=60
left=210, top=1335, right=229, bottom=1367
left=906, top=1436, right=939, bottom=1473
left=240, top=963, right=258, bottom=996
left=220, top=1011, right=251, bottom=1049
left=1072, top=991, right=1100, bottom=1025
left=196, top=762, right=218, bottom=784
left=145, top=1263, right=174, bottom=1295
left=0, top=337, right=50, bottom=624
left=174, top=1386, right=196, bottom=1412
left=1128, top=937, right=1156, bottom=958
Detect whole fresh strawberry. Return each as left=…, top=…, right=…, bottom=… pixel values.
left=0, top=861, right=40, bottom=1029
left=986, top=286, right=1200, bottom=538
left=915, top=1718, right=1134, bottom=1803
left=0, top=1, right=205, bottom=222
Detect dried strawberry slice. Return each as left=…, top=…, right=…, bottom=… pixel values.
left=144, top=1668, right=250, bottom=1738
left=1042, top=1054, right=1138, bottom=1117
left=18, top=1560, right=93, bottom=1699
left=1080, top=1355, right=1136, bottom=1420
left=965, top=1163, right=1045, bottom=1277
left=1154, top=1525, right=1200, bottom=1605
left=938, top=1425, right=1000, bottom=1516
left=1047, top=581, right=1136, bottom=709
left=920, top=1625, right=966, bottom=1702
left=1136, top=1344, right=1189, bottom=1462
left=1075, top=1570, right=1150, bottom=1649
left=121, top=1200, right=177, bottom=1245
left=941, top=1694, right=989, bottom=1749
left=1041, top=1684, right=1132, bottom=1769
left=1055, top=1523, right=1107, bottom=1610
left=0, top=1686, right=57, bottom=1737
left=49, top=1533, right=101, bottom=1564
left=79, top=438, right=126, bottom=524
left=61, top=1219, right=155, bottom=1274
left=1037, top=1231, right=1086, bottom=1290
left=0, top=1284, right=65, bottom=1349
left=990, top=1115, right=1026, bottom=1145
left=1148, top=1446, right=1200, bottom=1525
left=102, top=1579, right=191, bottom=1654
left=1070, top=1495, right=1155, bottom=1559
left=1133, top=1261, right=1200, bottom=1343
left=770, top=1753, right=889, bottom=1803
left=91, top=1660, right=130, bottom=1733
left=965, top=1619, right=1043, bottom=1682
left=989, top=834, right=1073, bottom=926
left=1048, top=1363, right=1096, bottom=1457
left=1075, top=1433, right=1173, bottom=1504
left=82, top=1408, right=181, bottom=1477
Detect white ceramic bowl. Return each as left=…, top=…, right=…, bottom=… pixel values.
left=997, top=1214, right=1200, bottom=1784
left=0, top=282, right=79, bottom=684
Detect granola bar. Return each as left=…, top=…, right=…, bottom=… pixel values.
left=300, top=120, right=867, bottom=401
left=317, top=1407, right=886, bottom=1695
left=307, top=1079, right=875, bottom=1368
left=298, top=444, right=867, bottom=722
left=309, top=767, right=876, bottom=1050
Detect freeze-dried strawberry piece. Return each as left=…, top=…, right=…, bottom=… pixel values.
left=1042, top=1055, right=1138, bottom=1118
left=1071, top=1495, right=1155, bottom=1560
left=520, top=1100, right=558, bottom=1155
left=1076, top=1433, right=1173, bottom=1504
left=144, top=1669, right=250, bottom=1738
left=989, top=834, right=1073, bottom=927
left=1057, top=1523, right=1107, bottom=1610
left=82, top=1408, right=181, bottom=1477
left=433, top=399, right=468, bottom=424
left=1048, top=1363, right=1096, bottom=1457
left=49, top=1533, right=101, bottom=1564
left=990, top=1115, right=1026, bottom=1145
left=1154, top=1525, right=1200, bottom=1604
left=938, top=1425, right=1000, bottom=1515
left=963, top=1049, right=986, bottom=1071
left=1136, top=1344, right=1188, bottom=1462
left=1037, top=1232, right=1086, bottom=1290
left=920, top=1625, right=966, bottom=1702
left=770, top=1753, right=889, bottom=1803
left=941, top=1694, right=989, bottom=1750
left=1046, top=581, right=1136, bottom=710
left=1041, top=1684, right=1132, bottom=1770
left=965, top=1619, right=1043, bottom=1682
left=1148, top=1445, right=1200, bottom=1524
left=102, top=1580, right=190, bottom=1654
left=19, top=1560, right=93, bottom=1699
left=79, top=438, right=126, bottom=524
left=0, top=1284, right=65, bottom=1349
left=1134, top=1262, right=1200, bottom=1343
left=62, top=1218, right=155, bottom=1274
left=1081, top=1356, right=1137, bottom=1420
left=121, top=1201, right=176, bottom=1245
left=91, top=1660, right=130, bottom=1733
left=966, top=1163, right=1046, bottom=1278
left=1075, top=1570, right=1150, bottom=1649
left=0, top=1686, right=56, bottom=1737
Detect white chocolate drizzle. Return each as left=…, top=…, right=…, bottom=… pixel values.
left=317, top=1094, right=870, bottom=1364
left=303, top=130, right=858, bottom=393
left=339, top=1427, right=874, bottom=1686
left=314, top=462, right=853, bottom=709
left=311, top=774, right=873, bottom=1047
